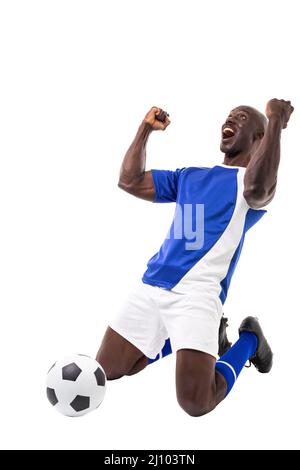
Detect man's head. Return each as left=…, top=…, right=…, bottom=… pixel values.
left=220, top=106, right=267, bottom=157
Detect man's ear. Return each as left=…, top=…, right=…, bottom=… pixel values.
left=254, top=130, right=264, bottom=141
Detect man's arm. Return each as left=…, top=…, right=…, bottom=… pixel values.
left=244, top=98, right=294, bottom=209
left=118, top=106, right=171, bottom=201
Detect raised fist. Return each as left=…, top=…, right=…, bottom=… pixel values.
left=266, top=99, right=294, bottom=129
left=143, top=106, right=171, bottom=131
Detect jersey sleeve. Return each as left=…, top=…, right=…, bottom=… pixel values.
left=151, top=168, right=183, bottom=203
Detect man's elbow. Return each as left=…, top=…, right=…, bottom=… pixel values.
left=118, top=180, right=136, bottom=194
left=118, top=180, right=126, bottom=190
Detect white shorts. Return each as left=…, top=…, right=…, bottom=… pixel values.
left=109, top=281, right=223, bottom=359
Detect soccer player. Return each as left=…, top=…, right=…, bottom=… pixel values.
left=96, top=99, right=293, bottom=416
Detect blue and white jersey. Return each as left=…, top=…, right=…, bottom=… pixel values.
left=142, top=164, right=266, bottom=304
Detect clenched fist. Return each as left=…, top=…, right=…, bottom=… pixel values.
left=143, top=106, right=171, bottom=131
left=266, top=99, right=294, bottom=129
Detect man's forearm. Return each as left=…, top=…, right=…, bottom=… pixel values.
left=118, top=121, right=153, bottom=187
left=244, top=115, right=282, bottom=205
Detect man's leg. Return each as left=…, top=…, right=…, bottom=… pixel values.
left=96, top=327, right=148, bottom=380
left=176, top=350, right=227, bottom=417
left=97, top=313, right=232, bottom=380
left=176, top=316, right=273, bottom=417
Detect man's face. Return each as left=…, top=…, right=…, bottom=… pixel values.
left=220, top=106, right=260, bottom=156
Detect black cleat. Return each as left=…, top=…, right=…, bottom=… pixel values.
left=218, top=315, right=232, bottom=357
left=239, top=316, right=273, bottom=373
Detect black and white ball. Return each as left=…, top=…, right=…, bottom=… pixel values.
left=46, top=354, right=106, bottom=417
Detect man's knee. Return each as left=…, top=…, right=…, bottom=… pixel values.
left=105, top=370, right=124, bottom=381
left=126, top=356, right=148, bottom=376
left=177, top=396, right=212, bottom=417
left=176, top=349, right=217, bottom=417
left=177, top=383, right=214, bottom=417
left=95, top=327, right=145, bottom=381
left=95, top=351, right=124, bottom=380
left=97, top=355, right=147, bottom=381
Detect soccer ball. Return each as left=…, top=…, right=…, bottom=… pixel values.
left=46, top=354, right=106, bottom=417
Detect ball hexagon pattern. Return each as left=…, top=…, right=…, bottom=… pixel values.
left=62, top=363, right=82, bottom=381
left=46, top=354, right=106, bottom=417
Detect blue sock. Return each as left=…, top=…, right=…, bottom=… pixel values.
left=215, top=332, right=258, bottom=396
left=148, top=338, right=172, bottom=364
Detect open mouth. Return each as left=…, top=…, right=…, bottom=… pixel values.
left=222, top=126, right=236, bottom=140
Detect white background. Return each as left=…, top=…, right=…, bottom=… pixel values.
left=0, top=0, right=299, bottom=450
